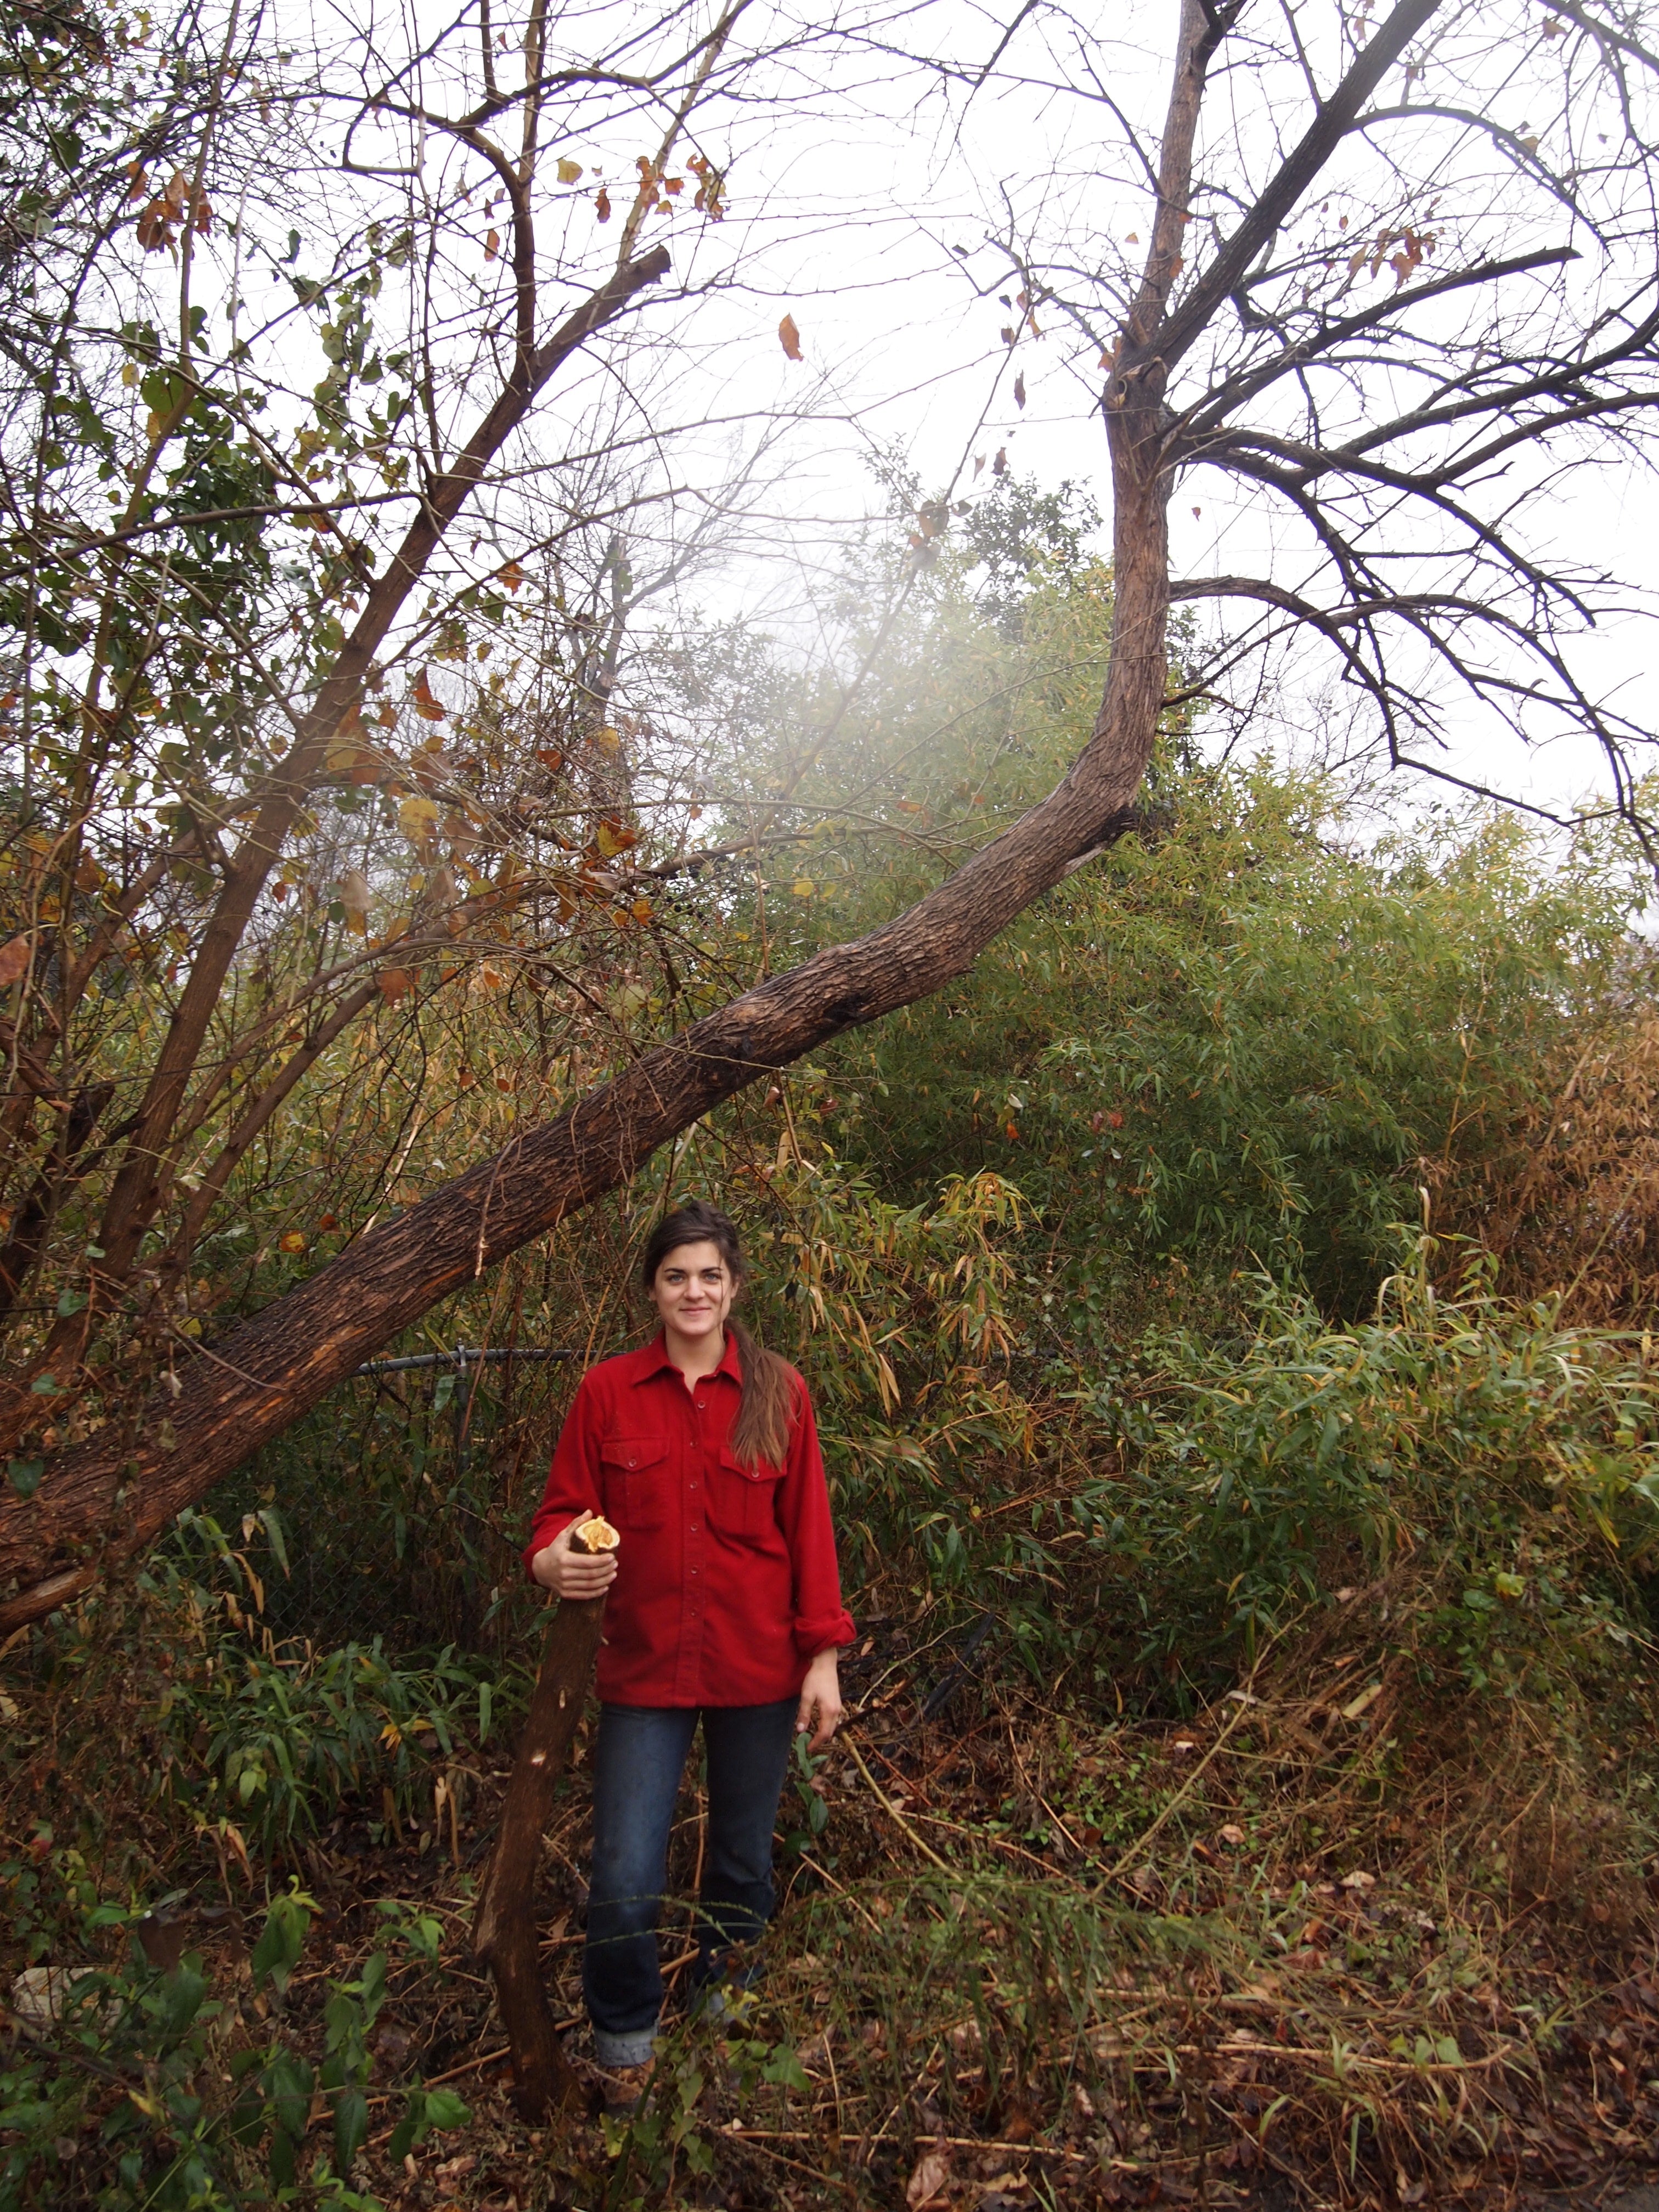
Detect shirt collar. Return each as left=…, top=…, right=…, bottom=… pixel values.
left=633, top=1325, right=744, bottom=1386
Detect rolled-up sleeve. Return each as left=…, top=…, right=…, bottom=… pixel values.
left=776, top=1383, right=856, bottom=1660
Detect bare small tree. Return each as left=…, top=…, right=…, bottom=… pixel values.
left=9, top=0, right=1659, bottom=1621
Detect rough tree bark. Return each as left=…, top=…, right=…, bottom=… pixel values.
left=473, top=1593, right=609, bottom=2118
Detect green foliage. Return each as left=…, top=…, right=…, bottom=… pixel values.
left=1094, top=1238, right=1659, bottom=1691
left=809, top=769, right=1645, bottom=1322
left=0, top=1886, right=467, bottom=2212
left=113, top=1511, right=514, bottom=1851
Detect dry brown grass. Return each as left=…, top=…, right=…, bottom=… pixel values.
left=1433, top=995, right=1659, bottom=1327
left=13, top=1584, right=1659, bottom=2211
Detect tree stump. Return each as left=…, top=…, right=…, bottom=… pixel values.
left=474, top=1594, right=607, bottom=2120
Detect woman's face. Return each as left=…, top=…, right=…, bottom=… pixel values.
left=648, top=1238, right=735, bottom=1345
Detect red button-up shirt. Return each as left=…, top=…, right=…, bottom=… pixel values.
left=522, top=1329, right=855, bottom=1708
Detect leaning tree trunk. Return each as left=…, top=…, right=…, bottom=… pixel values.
left=474, top=1592, right=608, bottom=2120
left=0, top=12, right=1208, bottom=1634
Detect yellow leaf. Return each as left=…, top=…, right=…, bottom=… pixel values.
left=278, top=1231, right=306, bottom=1255
left=631, top=897, right=653, bottom=923
left=778, top=312, right=803, bottom=361
left=556, top=157, right=583, bottom=183
left=791, top=879, right=815, bottom=898
left=595, top=724, right=620, bottom=755
left=398, top=795, right=439, bottom=845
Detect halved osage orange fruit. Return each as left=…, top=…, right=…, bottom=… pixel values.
left=570, top=1514, right=621, bottom=1556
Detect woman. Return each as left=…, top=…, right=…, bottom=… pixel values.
left=524, top=1200, right=853, bottom=2086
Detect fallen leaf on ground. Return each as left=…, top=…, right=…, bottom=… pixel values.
left=907, top=2147, right=951, bottom=2207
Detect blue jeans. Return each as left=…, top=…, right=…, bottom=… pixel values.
left=584, top=1700, right=797, bottom=2068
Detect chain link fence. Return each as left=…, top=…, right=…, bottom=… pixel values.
left=189, top=1345, right=596, bottom=1660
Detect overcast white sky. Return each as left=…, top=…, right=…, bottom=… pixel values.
left=254, top=0, right=1659, bottom=830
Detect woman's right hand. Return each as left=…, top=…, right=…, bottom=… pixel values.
left=530, top=1511, right=620, bottom=1601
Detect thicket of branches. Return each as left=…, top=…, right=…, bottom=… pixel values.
left=8, top=0, right=1659, bottom=1627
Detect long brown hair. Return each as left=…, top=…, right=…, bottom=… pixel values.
left=641, top=1201, right=795, bottom=1469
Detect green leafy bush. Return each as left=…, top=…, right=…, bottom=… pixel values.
left=1089, top=1237, right=1659, bottom=1691
left=0, top=1886, right=467, bottom=2211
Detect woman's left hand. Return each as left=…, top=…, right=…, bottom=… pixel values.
left=796, top=1648, right=845, bottom=1753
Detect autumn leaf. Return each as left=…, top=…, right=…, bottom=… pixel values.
left=1013, top=371, right=1026, bottom=409
left=136, top=201, right=174, bottom=252
left=906, top=2148, right=952, bottom=2209
left=411, top=668, right=447, bottom=723
left=631, top=897, right=653, bottom=923
left=484, top=228, right=500, bottom=261
left=777, top=312, right=803, bottom=362
left=278, top=1231, right=307, bottom=1255
left=338, top=870, right=372, bottom=935
left=556, top=157, right=583, bottom=183
left=398, top=795, right=439, bottom=846
left=0, top=935, right=32, bottom=988
left=791, top=879, right=815, bottom=898
left=992, top=446, right=1007, bottom=477
left=376, top=967, right=412, bottom=1005
left=595, top=186, right=611, bottom=222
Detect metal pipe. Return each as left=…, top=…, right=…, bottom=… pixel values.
left=352, top=1346, right=582, bottom=1376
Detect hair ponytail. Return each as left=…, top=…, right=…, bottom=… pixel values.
left=641, top=1200, right=797, bottom=1470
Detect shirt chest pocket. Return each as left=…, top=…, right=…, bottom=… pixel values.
left=599, top=1437, right=670, bottom=1532
left=708, top=1448, right=784, bottom=1541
